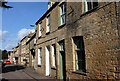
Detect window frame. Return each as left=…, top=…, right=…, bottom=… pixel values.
left=84, top=0, right=98, bottom=12
left=60, top=2, right=66, bottom=26
left=51, top=44, right=56, bottom=67
left=46, top=15, right=50, bottom=33
left=73, top=37, right=86, bottom=72
left=39, top=23, right=42, bottom=37
left=38, top=48, right=42, bottom=66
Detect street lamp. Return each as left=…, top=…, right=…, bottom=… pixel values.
left=30, top=24, right=35, bottom=27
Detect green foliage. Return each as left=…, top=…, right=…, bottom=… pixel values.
left=2, top=50, right=8, bottom=59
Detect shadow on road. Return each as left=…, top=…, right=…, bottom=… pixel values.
left=2, top=65, right=25, bottom=73
left=1, top=78, right=9, bottom=81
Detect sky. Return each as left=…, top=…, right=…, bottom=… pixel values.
left=1, top=2, right=48, bottom=51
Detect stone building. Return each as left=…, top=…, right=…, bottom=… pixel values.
left=11, top=43, right=21, bottom=64
left=15, top=43, right=21, bottom=64
left=12, top=47, right=16, bottom=64
left=8, top=51, right=13, bottom=63
left=35, top=1, right=120, bottom=80
left=20, top=36, right=29, bottom=65
left=18, top=44, right=21, bottom=64
left=26, top=32, right=36, bottom=68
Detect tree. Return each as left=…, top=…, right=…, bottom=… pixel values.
left=2, top=50, right=8, bottom=59
left=0, top=49, right=2, bottom=59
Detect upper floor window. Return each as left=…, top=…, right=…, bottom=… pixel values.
left=39, top=23, right=42, bottom=37
left=48, top=2, right=52, bottom=9
left=46, top=15, right=50, bottom=33
left=60, top=2, right=66, bottom=25
left=84, top=0, right=98, bottom=12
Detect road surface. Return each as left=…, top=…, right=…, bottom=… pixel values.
left=1, top=64, right=38, bottom=81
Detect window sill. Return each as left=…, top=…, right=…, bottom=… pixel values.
left=51, top=67, right=56, bottom=70
left=46, top=32, right=50, bottom=35
left=38, top=65, right=41, bottom=67
left=72, top=71, right=86, bottom=76
left=80, top=6, right=98, bottom=17
left=58, top=23, right=66, bottom=29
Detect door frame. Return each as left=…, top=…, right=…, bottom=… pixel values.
left=59, top=40, right=66, bottom=80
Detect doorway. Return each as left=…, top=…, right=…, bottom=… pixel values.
left=59, top=41, right=66, bottom=80
left=31, top=49, right=36, bottom=69
left=46, top=46, right=51, bottom=76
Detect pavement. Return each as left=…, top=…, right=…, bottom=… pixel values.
left=22, top=67, right=53, bottom=80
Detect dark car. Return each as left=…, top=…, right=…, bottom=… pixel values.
left=0, top=61, right=5, bottom=68
left=0, top=61, right=2, bottom=68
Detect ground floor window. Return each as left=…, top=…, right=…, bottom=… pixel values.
left=73, top=36, right=86, bottom=72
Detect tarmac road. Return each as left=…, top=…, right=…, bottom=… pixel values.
left=1, top=64, right=38, bottom=81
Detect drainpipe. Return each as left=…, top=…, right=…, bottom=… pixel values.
left=114, top=2, right=120, bottom=37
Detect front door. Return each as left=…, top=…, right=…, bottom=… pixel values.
left=59, top=41, right=66, bottom=80
left=31, top=49, right=36, bottom=69
left=46, top=46, right=51, bottom=76
left=33, top=50, right=36, bottom=69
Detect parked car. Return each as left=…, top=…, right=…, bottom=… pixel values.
left=5, top=61, right=11, bottom=64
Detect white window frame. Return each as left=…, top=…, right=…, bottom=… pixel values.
left=39, top=23, right=42, bottom=37
left=38, top=48, right=42, bottom=65
left=52, top=44, right=56, bottom=67
left=34, top=38, right=36, bottom=44
left=84, top=0, right=98, bottom=12
left=46, top=15, right=50, bottom=33
left=60, top=3, right=66, bottom=25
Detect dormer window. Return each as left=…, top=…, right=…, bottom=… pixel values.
left=60, top=2, right=66, bottom=25
left=48, top=2, right=52, bottom=9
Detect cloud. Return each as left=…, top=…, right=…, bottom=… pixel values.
left=16, top=28, right=35, bottom=42
left=5, top=44, right=16, bottom=50
left=0, top=30, right=9, bottom=42
left=3, top=28, right=35, bottom=43
left=0, top=30, right=8, bottom=38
